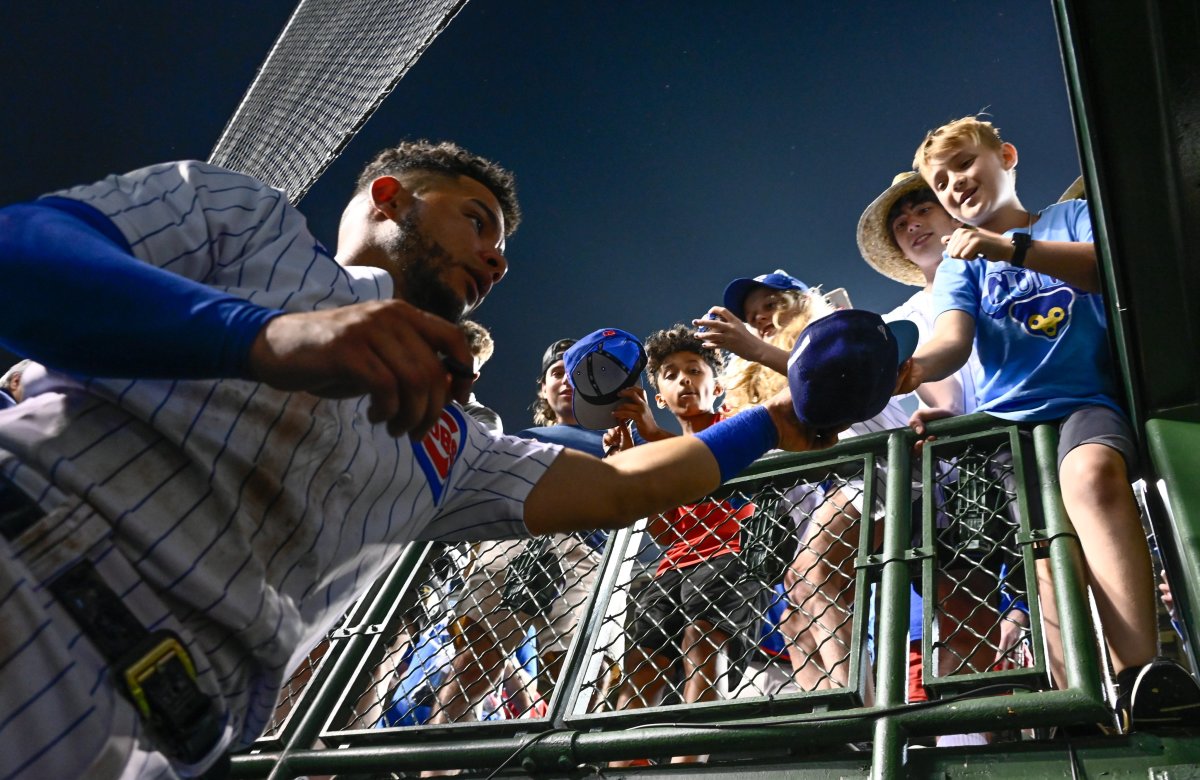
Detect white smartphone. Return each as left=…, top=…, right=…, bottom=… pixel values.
left=825, top=287, right=853, bottom=310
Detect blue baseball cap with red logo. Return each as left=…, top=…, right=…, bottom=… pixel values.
left=722, top=269, right=810, bottom=321
left=787, top=310, right=918, bottom=432
left=564, top=327, right=648, bottom=430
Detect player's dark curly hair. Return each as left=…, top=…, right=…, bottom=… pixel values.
left=356, top=139, right=521, bottom=236
left=644, top=324, right=722, bottom=389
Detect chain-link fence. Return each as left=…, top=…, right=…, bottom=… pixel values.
left=329, top=534, right=606, bottom=732
left=234, top=418, right=1194, bottom=776
left=919, top=429, right=1043, bottom=698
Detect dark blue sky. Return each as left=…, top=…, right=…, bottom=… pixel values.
left=2, top=2, right=1079, bottom=430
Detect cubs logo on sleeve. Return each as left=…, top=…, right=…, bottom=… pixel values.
left=412, top=404, right=468, bottom=505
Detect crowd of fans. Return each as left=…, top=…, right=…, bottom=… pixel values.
left=275, top=114, right=1197, bottom=754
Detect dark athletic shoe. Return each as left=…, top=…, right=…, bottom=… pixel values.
left=1128, top=658, right=1200, bottom=732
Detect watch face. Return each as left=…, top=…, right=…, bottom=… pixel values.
left=1011, top=232, right=1032, bottom=267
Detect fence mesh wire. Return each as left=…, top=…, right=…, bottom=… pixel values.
left=925, top=436, right=1035, bottom=693
left=577, top=464, right=873, bottom=716
left=335, top=535, right=605, bottom=730
left=289, top=447, right=1042, bottom=743
left=255, top=425, right=1197, bottom=771
left=209, top=0, right=467, bottom=202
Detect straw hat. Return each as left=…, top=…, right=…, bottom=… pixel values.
left=1058, top=175, right=1085, bottom=203
left=855, top=172, right=929, bottom=287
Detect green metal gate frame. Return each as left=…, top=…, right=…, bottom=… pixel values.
left=231, top=417, right=1143, bottom=779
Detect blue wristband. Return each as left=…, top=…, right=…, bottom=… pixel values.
left=694, top=405, right=778, bottom=482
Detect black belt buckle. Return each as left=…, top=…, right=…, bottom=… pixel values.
left=118, top=632, right=223, bottom=765
left=50, top=560, right=224, bottom=765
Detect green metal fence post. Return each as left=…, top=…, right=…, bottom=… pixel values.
left=870, top=431, right=914, bottom=779
left=1031, top=425, right=1106, bottom=713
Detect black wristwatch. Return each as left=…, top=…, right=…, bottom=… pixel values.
left=1010, top=232, right=1032, bottom=268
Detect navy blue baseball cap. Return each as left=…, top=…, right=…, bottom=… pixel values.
left=722, top=269, right=810, bottom=321
left=787, top=310, right=919, bottom=431
left=564, top=328, right=648, bottom=430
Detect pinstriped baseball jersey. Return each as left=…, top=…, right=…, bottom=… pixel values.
left=0, top=162, right=560, bottom=778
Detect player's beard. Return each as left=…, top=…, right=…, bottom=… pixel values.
left=387, top=212, right=466, bottom=323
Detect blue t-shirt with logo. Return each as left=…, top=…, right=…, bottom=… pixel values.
left=931, top=199, right=1121, bottom=422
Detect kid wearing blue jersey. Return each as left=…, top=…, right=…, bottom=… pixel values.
left=897, top=116, right=1198, bottom=731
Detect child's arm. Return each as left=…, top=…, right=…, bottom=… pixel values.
left=914, top=373, right=965, bottom=415
left=895, top=310, right=975, bottom=395
left=695, top=307, right=790, bottom=373
left=943, top=227, right=1100, bottom=292
left=611, top=386, right=673, bottom=442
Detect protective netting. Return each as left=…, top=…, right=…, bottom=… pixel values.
left=208, top=0, right=468, bottom=202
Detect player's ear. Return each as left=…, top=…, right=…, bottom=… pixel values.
left=1000, top=142, right=1018, bottom=171
left=369, top=176, right=416, bottom=221
left=655, top=393, right=667, bottom=409
left=712, top=379, right=724, bottom=397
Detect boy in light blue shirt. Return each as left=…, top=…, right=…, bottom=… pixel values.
left=896, top=115, right=1198, bottom=732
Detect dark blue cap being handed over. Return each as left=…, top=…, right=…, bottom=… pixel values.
left=787, top=310, right=919, bottom=432
left=564, top=328, right=648, bottom=430
left=722, top=269, right=810, bottom=321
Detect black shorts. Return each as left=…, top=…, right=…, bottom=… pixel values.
left=629, top=555, right=765, bottom=662
left=1056, top=404, right=1137, bottom=473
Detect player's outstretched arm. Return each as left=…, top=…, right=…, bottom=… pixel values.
left=1, top=202, right=471, bottom=439
left=248, top=300, right=474, bottom=439
left=524, top=389, right=831, bottom=535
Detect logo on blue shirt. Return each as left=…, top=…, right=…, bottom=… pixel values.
left=1009, top=286, right=1075, bottom=340
left=981, top=269, right=1074, bottom=340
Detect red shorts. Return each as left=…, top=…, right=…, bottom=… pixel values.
left=908, top=644, right=929, bottom=703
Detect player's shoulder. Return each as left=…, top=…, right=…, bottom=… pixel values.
left=50, top=160, right=280, bottom=205
left=167, top=161, right=283, bottom=200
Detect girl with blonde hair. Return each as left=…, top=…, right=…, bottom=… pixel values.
left=698, top=270, right=907, bottom=692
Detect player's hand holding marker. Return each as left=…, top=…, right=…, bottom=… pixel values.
left=247, top=298, right=474, bottom=439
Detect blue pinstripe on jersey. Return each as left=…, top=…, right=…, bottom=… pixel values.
left=0, top=162, right=562, bottom=775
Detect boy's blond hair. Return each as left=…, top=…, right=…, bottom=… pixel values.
left=720, top=289, right=835, bottom=415
left=913, top=115, right=1005, bottom=180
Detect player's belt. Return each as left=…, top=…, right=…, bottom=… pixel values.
left=0, top=476, right=228, bottom=772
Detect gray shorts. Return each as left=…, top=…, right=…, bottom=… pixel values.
left=1056, top=405, right=1137, bottom=474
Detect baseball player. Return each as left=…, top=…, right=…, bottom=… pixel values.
left=0, top=141, right=830, bottom=779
